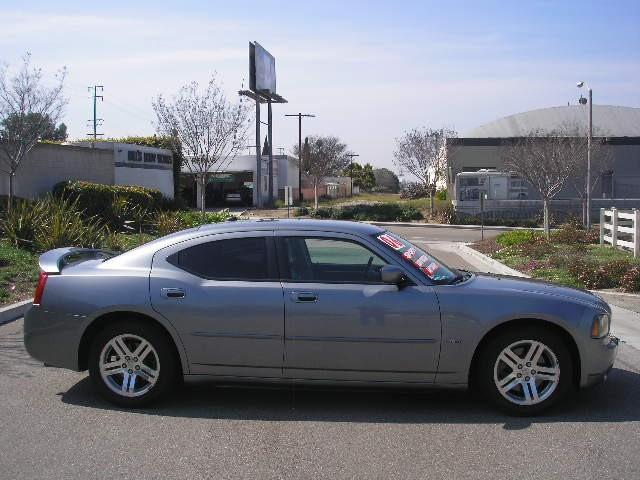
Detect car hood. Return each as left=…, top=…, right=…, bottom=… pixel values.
left=468, top=272, right=610, bottom=312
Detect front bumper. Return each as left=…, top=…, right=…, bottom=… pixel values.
left=581, top=335, right=619, bottom=388
left=23, top=305, right=81, bottom=370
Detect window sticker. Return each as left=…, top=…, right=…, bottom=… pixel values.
left=423, top=262, right=439, bottom=277
left=402, top=247, right=417, bottom=260
left=414, top=255, right=428, bottom=267
left=377, top=234, right=405, bottom=250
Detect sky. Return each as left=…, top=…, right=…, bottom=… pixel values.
left=1, top=0, right=639, bottom=175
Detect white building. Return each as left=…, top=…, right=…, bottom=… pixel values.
left=73, top=141, right=174, bottom=198
left=0, top=142, right=174, bottom=200
left=180, top=154, right=300, bottom=208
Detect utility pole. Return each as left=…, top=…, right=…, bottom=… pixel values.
left=87, top=85, right=104, bottom=140
left=285, top=113, right=315, bottom=203
left=577, top=81, right=593, bottom=230
left=345, top=153, right=359, bottom=197
left=587, top=87, right=593, bottom=230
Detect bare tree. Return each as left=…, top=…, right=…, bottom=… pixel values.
left=0, top=53, right=67, bottom=210
left=153, top=75, right=250, bottom=213
left=502, top=129, right=583, bottom=237
left=294, top=135, right=350, bottom=209
left=557, top=124, right=615, bottom=227
left=393, top=127, right=456, bottom=217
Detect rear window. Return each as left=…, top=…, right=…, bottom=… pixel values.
left=375, top=232, right=457, bottom=284
left=168, top=237, right=269, bottom=280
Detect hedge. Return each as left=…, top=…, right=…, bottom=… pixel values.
left=54, top=181, right=163, bottom=215
left=310, top=203, right=422, bottom=222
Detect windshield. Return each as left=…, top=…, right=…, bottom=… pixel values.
left=374, top=232, right=459, bottom=284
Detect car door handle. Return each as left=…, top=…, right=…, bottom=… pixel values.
left=161, top=288, right=186, bottom=299
left=291, top=291, right=318, bottom=303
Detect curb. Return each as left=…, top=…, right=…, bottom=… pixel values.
left=369, top=221, right=544, bottom=231
left=0, top=299, right=32, bottom=326
left=457, top=244, right=529, bottom=278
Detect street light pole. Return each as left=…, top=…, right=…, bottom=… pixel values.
left=587, top=87, right=593, bottom=230
left=345, top=153, right=360, bottom=197
left=577, top=81, right=593, bottom=230
left=285, top=113, right=315, bottom=203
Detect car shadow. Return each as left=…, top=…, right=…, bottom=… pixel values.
left=60, top=366, right=640, bottom=428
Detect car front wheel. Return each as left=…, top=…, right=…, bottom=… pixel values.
left=88, top=321, right=179, bottom=407
left=477, top=326, right=575, bottom=415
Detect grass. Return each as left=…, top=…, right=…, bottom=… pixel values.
left=0, top=240, right=40, bottom=305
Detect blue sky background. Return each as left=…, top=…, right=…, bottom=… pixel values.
left=1, top=0, right=638, bottom=172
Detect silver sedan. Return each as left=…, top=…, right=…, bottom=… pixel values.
left=24, top=220, right=618, bottom=415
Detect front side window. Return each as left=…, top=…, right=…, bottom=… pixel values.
left=280, top=237, right=387, bottom=283
left=169, top=237, right=269, bottom=280
left=375, top=232, right=458, bottom=284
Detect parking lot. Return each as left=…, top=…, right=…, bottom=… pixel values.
left=1, top=224, right=639, bottom=480
left=1, top=317, right=640, bottom=480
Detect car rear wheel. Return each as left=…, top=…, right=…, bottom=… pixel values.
left=88, top=321, right=179, bottom=407
left=477, top=326, right=575, bottom=415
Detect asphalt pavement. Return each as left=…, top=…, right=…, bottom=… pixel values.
left=1, top=318, right=639, bottom=480
left=1, top=224, right=639, bottom=480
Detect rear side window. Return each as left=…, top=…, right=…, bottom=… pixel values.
left=168, top=237, right=269, bottom=280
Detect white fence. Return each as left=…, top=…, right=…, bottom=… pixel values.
left=600, top=208, right=640, bottom=258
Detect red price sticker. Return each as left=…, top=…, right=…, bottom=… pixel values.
left=377, top=234, right=405, bottom=251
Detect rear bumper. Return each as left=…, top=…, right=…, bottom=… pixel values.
left=581, top=335, right=618, bottom=388
left=23, top=305, right=81, bottom=370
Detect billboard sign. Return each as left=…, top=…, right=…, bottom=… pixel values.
left=249, top=42, right=276, bottom=93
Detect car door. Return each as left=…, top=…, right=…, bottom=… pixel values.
left=277, top=231, right=442, bottom=383
left=150, top=231, right=284, bottom=378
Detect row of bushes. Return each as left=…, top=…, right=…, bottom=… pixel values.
left=307, top=203, right=423, bottom=222
left=399, top=183, right=447, bottom=201
left=493, top=224, right=640, bottom=292
left=1, top=196, right=232, bottom=253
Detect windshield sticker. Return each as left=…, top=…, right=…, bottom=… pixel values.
left=414, top=255, right=428, bottom=267
left=423, top=262, right=439, bottom=277
left=377, top=234, right=405, bottom=250
left=402, top=247, right=417, bottom=260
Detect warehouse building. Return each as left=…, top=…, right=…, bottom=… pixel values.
left=446, top=105, right=640, bottom=218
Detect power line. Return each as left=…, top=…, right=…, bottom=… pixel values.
left=87, top=85, right=104, bottom=139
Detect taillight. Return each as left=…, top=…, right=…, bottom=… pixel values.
left=33, top=272, right=48, bottom=305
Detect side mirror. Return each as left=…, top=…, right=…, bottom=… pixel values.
left=380, top=265, right=407, bottom=287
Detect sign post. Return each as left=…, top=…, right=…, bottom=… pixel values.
left=284, top=185, right=293, bottom=218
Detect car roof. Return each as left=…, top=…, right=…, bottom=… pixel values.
left=104, top=219, right=386, bottom=269
left=198, top=218, right=384, bottom=235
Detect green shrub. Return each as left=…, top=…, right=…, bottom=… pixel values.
left=1, top=199, right=44, bottom=249
left=294, top=206, right=309, bottom=217
left=154, top=211, right=184, bottom=236
left=33, top=197, right=105, bottom=251
left=571, top=259, right=631, bottom=290
left=1, top=196, right=107, bottom=252
left=176, top=210, right=233, bottom=228
left=435, top=204, right=456, bottom=224
left=54, top=180, right=163, bottom=229
left=496, top=230, right=540, bottom=247
left=621, top=266, right=640, bottom=292
left=436, top=189, right=447, bottom=201
left=310, top=203, right=423, bottom=222
left=551, top=223, right=588, bottom=245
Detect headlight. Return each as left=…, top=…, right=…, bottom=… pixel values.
left=591, top=313, right=611, bottom=338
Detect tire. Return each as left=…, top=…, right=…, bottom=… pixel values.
left=476, top=326, right=575, bottom=416
left=88, top=320, right=180, bottom=407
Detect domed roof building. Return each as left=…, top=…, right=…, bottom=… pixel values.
left=466, top=105, right=640, bottom=138
left=446, top=105, right=640, bottom=217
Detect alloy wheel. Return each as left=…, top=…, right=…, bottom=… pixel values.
left=99, top=334, right=161, bottom=398
left=493, top=339, right=560, bottom=406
